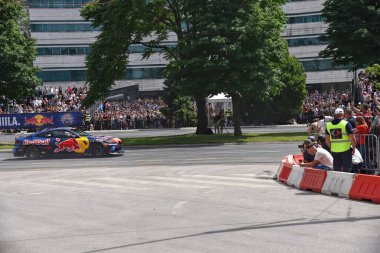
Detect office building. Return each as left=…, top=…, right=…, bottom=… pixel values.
left=28, top=0, right=352, bottom=96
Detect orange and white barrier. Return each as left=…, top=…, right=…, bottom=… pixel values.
left=321, top=171, right=355, bottom=198
left=287, top=165, right=305, bottom=188
left=277, top=153, right=380, bottom=204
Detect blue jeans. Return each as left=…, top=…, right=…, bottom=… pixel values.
left=313, top=164, right=333, bottom=171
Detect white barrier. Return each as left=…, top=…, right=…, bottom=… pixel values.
left=321, top=171, right=355, bottom=198
left=285, top=155, right=295, bottom=164
left=287, top=165, right=305, bottom=188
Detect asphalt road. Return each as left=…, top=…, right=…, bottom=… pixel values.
left=0, top=143, right=379, bottom=253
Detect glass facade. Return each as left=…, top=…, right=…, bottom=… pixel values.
left=28, top=0, right=91, bottom=8
left=38, top=67, right=165, bottom=82
left=300, top=59, right=351, bottom=72
left=287, top=36, right=327, bottom=47
left=288, top=14, right=325, bottom=24
left=37, top=44, right=177, bottom=55
left=37, top=46, right=90, bottom=55
left=31, top=23, right=99, bottom=32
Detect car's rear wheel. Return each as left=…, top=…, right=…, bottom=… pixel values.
left=25, top=146, right=41, bottom=160
left=91, top=143, right=105, bottom=158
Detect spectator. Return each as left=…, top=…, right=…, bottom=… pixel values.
left=355, top=116, right=370, bottom=168
left=300, top=139, right=333, bottom=170
left=344, top=108, right=356, bottom=128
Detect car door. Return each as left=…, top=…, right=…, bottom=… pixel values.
left=52, top=130, right=89, bottom=154
left=35, top=130, right=56, bottom=154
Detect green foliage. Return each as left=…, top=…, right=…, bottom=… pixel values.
left=243, top=55, right=307, bottom=124
left=81, top=0, right=185, bottom=105
left=160, top=87, right=197, bottom=127
left=366, top=64, right=380, bottom=87
left=0, top=0, right=42, bottom=101
left=320, top=0, right=380, bottom=69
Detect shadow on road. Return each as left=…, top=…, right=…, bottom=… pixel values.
left=81, top=215, right=380, bottom=253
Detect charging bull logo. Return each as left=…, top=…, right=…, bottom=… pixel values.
left=330, top=128, right=343, bottom=139
left=54, top=138, right=80, bottom=153
left=24, top=115, right=54, bottom=127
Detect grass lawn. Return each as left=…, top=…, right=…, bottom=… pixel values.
left=121, top=132, right=308, bottom=146
left=0, top=132, right=308, bottom=149
left=0, top=143, right=13, bottom=150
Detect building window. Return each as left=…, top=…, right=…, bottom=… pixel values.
left=288, top=14, right=325, bottom=24
left=31, top=23, right=99, bottom=32
left=287, top=37, right=328, bottom=47
left=300, top=59, right=351, bottom=72
left=37, top=67, right=165, bottom=82
left=28, top=0, right=91, bottom=8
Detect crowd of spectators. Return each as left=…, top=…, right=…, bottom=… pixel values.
left=91, top=99, right=168, bottom=130
left=300, top=71, right=379, bottom=125
left=0, top=85, right=169, bottom=130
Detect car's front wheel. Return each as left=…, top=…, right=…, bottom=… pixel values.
left=90, top=143, right=105, bottom=158
left=25, top=146, right=41, bottom=160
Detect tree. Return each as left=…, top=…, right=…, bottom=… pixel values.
left=81, top=0, right=212, bottom=134
left=320, top=0, right=380, bottom=69
left=0, top=0, right=41, bottom=101
left=81, top=0, right=293, bottom=135
left=366, top=64, right=380, bottom=88
left=244, top=55, right=307, bottom=124
left=171, top=0, right=289, bottom=136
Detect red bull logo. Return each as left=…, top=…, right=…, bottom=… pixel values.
left=54, top=138, right=81, bottom=153
left=24, top=115, right=54, bottom=127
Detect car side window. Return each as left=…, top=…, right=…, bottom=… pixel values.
left=37, top=132, right=53, bottom=138
left=64, top=131, right=78, bottom=138
left=51, top=130, right=67, bottom=139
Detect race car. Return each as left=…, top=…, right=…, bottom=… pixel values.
left=13, top=128, right=123, bottom=159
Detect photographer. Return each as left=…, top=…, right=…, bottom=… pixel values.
left=299, top=136, right=318, bottom=162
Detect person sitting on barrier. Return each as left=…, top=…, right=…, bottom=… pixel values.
left=299, top=139, right=334, bottom=170
left=298, top=136, right=318, bottom=162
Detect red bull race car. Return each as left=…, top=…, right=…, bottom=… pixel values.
left=13, top=128, right=123, bottom=159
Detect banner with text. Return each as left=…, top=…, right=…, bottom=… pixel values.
left=0, top=112, right=83, bottom=130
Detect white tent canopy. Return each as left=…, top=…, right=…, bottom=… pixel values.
left=207, top=93, right=231, bottom=103
left=206, top=93, right=232, bottom=115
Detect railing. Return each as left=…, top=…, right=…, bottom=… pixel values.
left=354, top=134, right=379, bottom=175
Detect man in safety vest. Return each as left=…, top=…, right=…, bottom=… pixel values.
left=325, top=107, right=356, bottom=172
left=225, top=108, right=232, bottom=127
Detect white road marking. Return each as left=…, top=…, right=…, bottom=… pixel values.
left=94, top=177, right=210, bottom=189
left=51, top=179, right=144, bottom=191
left=189, top=175, right=275, bottom=183
left=173, top=201, right=187, bottom=215
left=4, top=181, right=95, bottom=192
left=147, top=176, right=278, bottom=188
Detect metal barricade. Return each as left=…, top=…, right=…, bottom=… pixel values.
left=354, top=134, right=379, bottom=175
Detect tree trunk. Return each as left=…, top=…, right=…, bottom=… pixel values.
left=194, top=95, right=209, bottom=134
left=231, top=93, right=242, bottom=136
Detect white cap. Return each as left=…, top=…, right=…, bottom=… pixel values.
left=334, top=108, right=344, bottom=115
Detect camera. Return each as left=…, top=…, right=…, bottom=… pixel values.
left=298, top=144, right=304, bottom=149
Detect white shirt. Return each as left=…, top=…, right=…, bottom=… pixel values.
left=314, top=148, right=333, bottom=169
left=317, top=116, right=333, bottom=135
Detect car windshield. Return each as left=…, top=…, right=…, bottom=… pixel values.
left=71, top=129, right=90, bottom=137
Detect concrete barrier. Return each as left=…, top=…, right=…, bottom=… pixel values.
left=287, top=165, right=305, bottom=188
left=321, top=171, right=355, bottom=198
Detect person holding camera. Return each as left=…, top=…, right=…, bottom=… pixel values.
left=299, top=136, right=318, bottom=162
left=300, top=139, right=333, bottom=170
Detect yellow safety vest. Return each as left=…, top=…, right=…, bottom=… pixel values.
left=226, top=111, right=232, bottom=117
left=326, top=120, right=351, bottom=152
